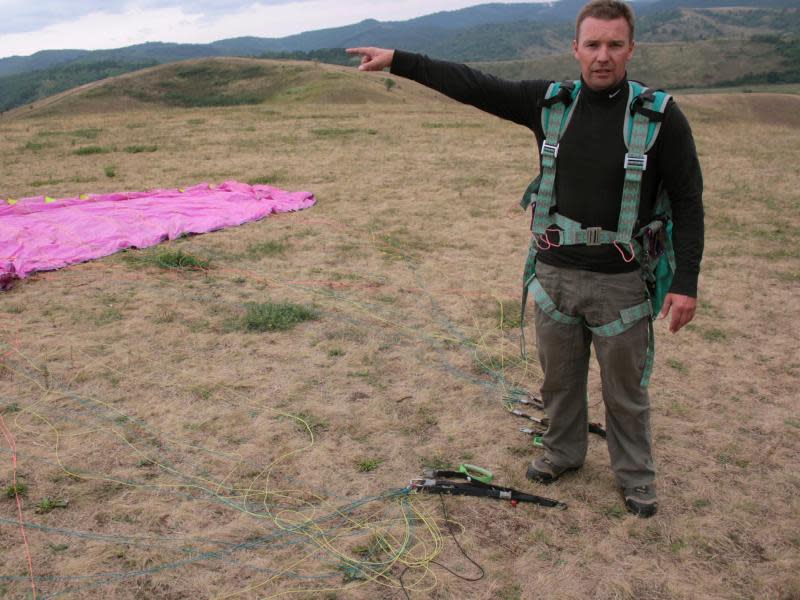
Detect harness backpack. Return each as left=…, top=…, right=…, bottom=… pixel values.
left=519, top=79, right=676, bottom=387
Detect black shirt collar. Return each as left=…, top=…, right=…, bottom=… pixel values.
left=580, top=75, right=628, bottom=104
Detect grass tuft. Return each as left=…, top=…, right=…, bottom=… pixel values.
left=35, top=497, right=69, bottom=514
left=356, top=458, right=383, bottom=472
left=94, top=307, right=123, bottom=325
left=6, top=483, right=28, bottom=498
left=123, top=248, right=210, bottom=270
left=75, top=146, right=111, bottom=155
left=24, top=141, right=46, bottom=151
left=248, top=174, right=282, bottom=185
left=493, top=299, right=523, bottom=330
left=701, top=327, right=728, bottom=342
left=422, top=122, right=482, bottom=129
left=666, top=358, right=688, bottom=373
left=238, top=302, right=318, bottom=332
left=30, top=178, right=64, bottom=187
left=419, top=455, right=450, bottom=471
left=246, top=240, right=288, bottom=258
left=124, top=145, right=158, bottom=153
left=72, top=128, right=103, bottom=139
left=312, top=128, right=377, bottom=137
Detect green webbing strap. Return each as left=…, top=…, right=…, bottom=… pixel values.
left=587, top=299, right=652, bottom=337
left=532, top=84, right=573, bottom=235
left=529, top=278, right=582, bottom=326
left=641, top=318, right=656, bottom=387
left=616, top=107, right=650, bottom=244
left=527, top=278, right=656, bottom=387
left=520, top=175, right=540, bottom=211
left=552, top=211, right=618, bottom=246
left=587, top=298, right=655, bottom=388
left=519, top=238, right=538, bottom=358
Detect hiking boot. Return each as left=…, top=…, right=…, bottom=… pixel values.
left=525, top=456, right=580, bottom=484
left=623, top=484, right=658, bottom=518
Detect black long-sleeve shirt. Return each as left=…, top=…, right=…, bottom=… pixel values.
left=391, top=50, right=704, bottom=297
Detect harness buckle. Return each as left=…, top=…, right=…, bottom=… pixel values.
left=585, top=227, right=602, bottom=246
left=541, top=140, right=559, bottom=159
left=624, top=153, right=647, bottom=171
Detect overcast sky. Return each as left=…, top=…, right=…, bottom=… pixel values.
left=0, top=0, right=549, bottom=59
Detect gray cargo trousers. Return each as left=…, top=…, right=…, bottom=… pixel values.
left=533, top=261, right=654, bottom=488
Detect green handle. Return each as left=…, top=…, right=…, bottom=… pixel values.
left=533, top=436, right=544, bottom=448
left=459, top=463, right=493, bottom=484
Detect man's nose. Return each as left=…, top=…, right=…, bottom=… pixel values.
left=597, top=45, right=610, bottom=61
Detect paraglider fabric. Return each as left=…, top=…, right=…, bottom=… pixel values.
left=0, top=181, right=315, bottom=285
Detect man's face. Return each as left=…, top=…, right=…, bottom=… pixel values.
left=573, top=16, right=634, bottom=91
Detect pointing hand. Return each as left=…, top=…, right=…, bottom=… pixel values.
left=346, top=47, right=395, bottom=71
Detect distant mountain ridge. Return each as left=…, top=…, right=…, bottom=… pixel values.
left=0, top=0, right=798, bottom=112
left=2, top=0, right=796, bottom=76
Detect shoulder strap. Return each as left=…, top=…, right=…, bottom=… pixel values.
left=540, top=80, right=581, bottom=142
left=532, top=80, right=581, bottom=235
left=616, top=82, right=672, bottom=243
left=623, top=81, right=672, bottom=153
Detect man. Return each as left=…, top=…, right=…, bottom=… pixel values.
left=348, top=0, right=703, bottom=518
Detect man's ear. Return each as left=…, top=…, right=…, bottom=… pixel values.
left=572, top=39, right=579, bottom=60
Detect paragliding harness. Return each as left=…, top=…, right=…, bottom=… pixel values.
left=519, top=79, right=676, bottom=387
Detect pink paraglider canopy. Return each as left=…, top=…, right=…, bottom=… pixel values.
left=0, top=181, right=315, bottom=288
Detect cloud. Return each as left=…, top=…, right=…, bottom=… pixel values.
left=0, top=1, right=118, bottom=33
left=0, top=0, right=548, bottom=59
left=0, top=0, right=300, bottom=34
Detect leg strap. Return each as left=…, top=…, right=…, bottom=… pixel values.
left=587, top=299, right=655, bottom=388
left=640, top=318, right=656, bottom=388
left=528, top=278, right=582, bottom=326
left=587, top=300, right=652, bottom=337
left=531, top=281, right=656, bottom=388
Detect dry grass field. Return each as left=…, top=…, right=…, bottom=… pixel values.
left=1, top=59, right=799, bottom=600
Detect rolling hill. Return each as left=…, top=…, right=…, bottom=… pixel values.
left=3, top=58, right=445, bottom=119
